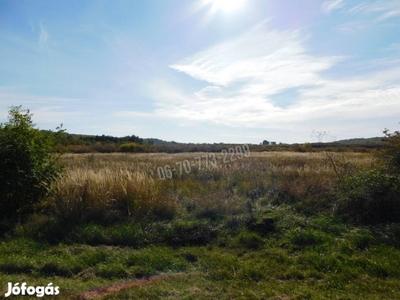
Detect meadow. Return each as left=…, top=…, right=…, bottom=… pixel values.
left=1, top=150, right=400, bottom=299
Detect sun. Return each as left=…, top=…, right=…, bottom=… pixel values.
left=210, top=0, right=245, bottom=12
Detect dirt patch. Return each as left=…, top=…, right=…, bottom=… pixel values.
left=77, top=272, right=197, bottom=299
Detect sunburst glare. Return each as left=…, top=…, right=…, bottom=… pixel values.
left=210, top=0, right=245, bottom=12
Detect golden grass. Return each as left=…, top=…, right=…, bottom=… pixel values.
left=46, top=151, right=375, bottom=223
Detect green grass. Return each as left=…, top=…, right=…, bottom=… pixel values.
left=1, top=208, right=400, bottom=299
left=1, top=152, right=400, bottom=299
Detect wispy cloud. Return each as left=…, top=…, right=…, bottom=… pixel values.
left=2, top=1, right=398, bottom=143
left=336, top=21, right=368, bottom=34
left=158, top=21, right=400, bottom=136
left=39, top=23, right=49, bottom=43
left=322, top=0, right=345, bottom=14
left=332, top=1, right=400, bottom=34
left=384, top=43, right=400, bottom=51
left=344, top=1, right=400, bottom=21
left=0, top=88, right=84, bottom=126
left=171, top=22, right=340, bottom=93
left=377, top=10, right=400, bottom=21
left=166, top=22, right=340, bottom=126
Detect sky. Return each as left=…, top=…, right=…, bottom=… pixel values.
left=0, top=0, right=399, bottom=144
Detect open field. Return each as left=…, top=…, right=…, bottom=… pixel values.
left=1, top=151, right=400, bottom=299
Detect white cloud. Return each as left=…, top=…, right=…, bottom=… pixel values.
left=322, top=0, right=345, bottom=14
left=152, top=21, right=400, bottom=139
left=332, top=1, right=400, bottom=34
left=377, top=10, right=400, bottom=21
left=171, top=22, right=340, bottom=94
left=336, top=21, right=368, bottom=34
left=344, top=1, right=400, bottom=21
left=165, top=23, right=339, bottom=125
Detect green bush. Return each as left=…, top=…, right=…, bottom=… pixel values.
left=0, top=106, right=64, bottom=230
left=381, top=129, right=400, bottom=175
left=336, top=170, right=400, bottom=224
left=334, top=129, right=400, bottom=225
left=118, top=142, right=145, bottom=153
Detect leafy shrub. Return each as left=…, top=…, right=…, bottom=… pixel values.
left=118, top=142, right=145, bottom=153
left=0, top=106, right=63, bottom=230
left=380, top=129, right=400, bottom=175
left=91, top=144, right=118, bottom=153
left=335, top=170, right=400, bottom=225
left=334, top=129, right=400, bottom=225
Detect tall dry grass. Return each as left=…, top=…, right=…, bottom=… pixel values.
left=45, top=154, right=179, bottom=224
left=15, top=152, right=374, bottom=243
left=11, top=151, right=375, bottom=244
left=38, top=151, right=374, bottom=227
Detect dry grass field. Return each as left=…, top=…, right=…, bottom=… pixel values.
left=42, top=151, right=375, bottom=226
left=2, top=150, right=400, bottom=299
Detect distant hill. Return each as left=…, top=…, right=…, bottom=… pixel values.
left=62, top=133, right=385, bottom=147
left=332, top=137, right=384, bottom=146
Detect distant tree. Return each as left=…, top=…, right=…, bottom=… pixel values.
left=262, top=140, right=270, bottom=145
left=118, top=142, right=147, bottom=153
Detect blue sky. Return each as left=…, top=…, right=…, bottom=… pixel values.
left=1, top=0, right=399, bottom=143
